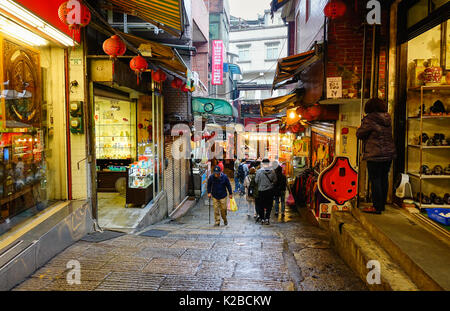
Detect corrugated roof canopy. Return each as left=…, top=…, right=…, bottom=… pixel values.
left=260, top=92, right=303, bottom=117
left=120, top=32, right=187, bottom=78
left=106, top=0, right=184, bottom=37
left=272, top=46, right=322, bottom=90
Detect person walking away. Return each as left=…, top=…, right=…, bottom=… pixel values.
left=237, top=159, right=247, bottom=195
left=233, top=156, right=241, bottom=193
left=273, top=164, right=287, bottom=218
left=255, top=159, right=277, bottom=225
left=356, top=98, right=396, bottom=214
left=208, top=166, right=233, bottom=226
left=244, top=167, right=257, bottom=218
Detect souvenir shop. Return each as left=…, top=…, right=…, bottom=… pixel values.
left=88, top=27, right=190, bottom=229
left=0, top=1, right=76, bottom=236
left=394, top=1, right=450, bottom=229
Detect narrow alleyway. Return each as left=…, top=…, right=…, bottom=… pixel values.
left=13, top=193, right=367, bottom=291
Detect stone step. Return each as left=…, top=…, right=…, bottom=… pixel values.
left=351, top=206, right=450, bottom=291
left=330, top=211, right=419, bottom=291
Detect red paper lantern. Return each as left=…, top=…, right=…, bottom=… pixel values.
left=171, top=77, right=184, bottom=89
left=324, top=0, right=346, bottom=19
left=181, top=83, right=190, bottom=92
left=103, top=35, right=126, bottom=75
left=58, top=0, right=91, bottom=42
left=152, top=69, right=167, bottom=83
left=308, top=104, right=322, bottom=119
left=130, top=55, right=148, bottom=85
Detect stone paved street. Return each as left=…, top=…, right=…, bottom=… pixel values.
left=13, top=194, right=367, bottom=291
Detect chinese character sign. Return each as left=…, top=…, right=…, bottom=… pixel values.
left=211, top=40, right=224, bottom=85
left=326, top=77, right=342, bottom=99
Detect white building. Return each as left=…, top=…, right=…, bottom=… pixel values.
left=230, top=10, right=288, bottom=102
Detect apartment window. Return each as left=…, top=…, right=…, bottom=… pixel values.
left=238, top=45, right=250, bottom=62
left=266, top=42, right=280, bottom=60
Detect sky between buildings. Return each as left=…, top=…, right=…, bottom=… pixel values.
left=229, top=0, right=272, bottom=20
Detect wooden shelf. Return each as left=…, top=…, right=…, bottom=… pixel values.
left=408, top=145, right=450, bottom=149
left=408, top=172, right=450, bottom=180
left=408, top=85, right=450, bottom=91
left=413, top=201, right=450, bottom=209
left=408, top=115, right=450, bottom=119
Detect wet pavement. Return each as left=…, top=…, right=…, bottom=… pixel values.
left=13, top=193, right=367, bottom=291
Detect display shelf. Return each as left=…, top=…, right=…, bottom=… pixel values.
left=413, top=201, right=450, bottom=209
left=408, top=85, right=450, bottom=91
left=408, top=145, right=450, bottom=149
left=408, top=115, right=450, bottom=119
left=408, top=172, right=450, bottom=179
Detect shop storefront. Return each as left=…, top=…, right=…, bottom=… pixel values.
left=394, top=1, right=450, bottom=229
left=0, top=1, right=76, bottom=235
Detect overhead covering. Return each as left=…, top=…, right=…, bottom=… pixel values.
left=106, top=0, right=184, bottom=37
left=192, top=97, right=238, bottom=118
left=270, top=0, right=291, bottom=17
left=272, top=47, right=322, bottom=90
left=119, top=32, right=187, bottom=78
left=224, top=63, right=242, bottom=75
left=260, top=92, right=303, bottom=117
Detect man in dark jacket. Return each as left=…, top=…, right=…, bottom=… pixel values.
left=208, top=166, right=233, bottom=226
left=356, top=98, right=396, bottom=214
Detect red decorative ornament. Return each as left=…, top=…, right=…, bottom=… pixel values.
left=171, top=77, right=184, bottom=89
left=302, top=108, right=313, bottom=121
left=103, top=35, right=126, bottom=75
left=130, top=55, right=148, bottom=85
left=152, top=69, right=167, bottom=83
left=181, top=83, right=190, bottom=92
left=324, top=0, right=347, bottom=19
left=58, top=0, right=91, bottom=44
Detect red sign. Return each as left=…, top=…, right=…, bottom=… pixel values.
left=211, top=40, right=224, bottom=85
left=15, top=0, right=80, bottom=43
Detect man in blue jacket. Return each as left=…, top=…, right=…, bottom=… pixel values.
left=208, top=166, right=233, bottom=226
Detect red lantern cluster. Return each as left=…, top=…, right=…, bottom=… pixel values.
left=130, top=55, right=148, bottom=85
left=103, top=35, right=126, bottom=75
left=58, top=0, right=91, bottom=42
left=152, top=69, right=167, bottom=83
left=324, top=0, right=346, bottom=19
left=181, top=84, right=190, bottom=93
left=171, top=77, right=184, bottom=89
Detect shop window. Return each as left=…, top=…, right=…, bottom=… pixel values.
left=266, top=42, right=280, bottom=60
left=0, top=35, right=67, bottom=234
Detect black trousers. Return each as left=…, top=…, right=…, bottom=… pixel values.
left=367, top=161, right=392, bottom=212
left=257, top=189, right=273, bottom=220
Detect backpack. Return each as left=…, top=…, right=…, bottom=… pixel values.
left=237, top=163, right=246, bottom=180
left=248, top=175, right=258, bottom=198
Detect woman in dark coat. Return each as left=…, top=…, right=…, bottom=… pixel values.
left=356, top=98, right=396, bottom=214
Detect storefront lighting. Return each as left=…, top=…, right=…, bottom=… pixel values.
left=0, top=16, right=47, bottom=46
left=0, top=0, right=74, bottom=46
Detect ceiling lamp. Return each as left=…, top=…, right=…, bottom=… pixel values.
left=0, top=16, right=47, bottom=46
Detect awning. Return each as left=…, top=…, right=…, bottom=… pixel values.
left=193, top=97, right=237, bottom=118
left=260, top=92, right=303, bottom=117
left=119, top=32, right=188, bottom=78
left=270, top=0, right=291, bottom=15
left=224, top=63, right=242, bottom=75
left=272, top=45, right=322, bottom=90
left=106, top=0, right=184, bottom=37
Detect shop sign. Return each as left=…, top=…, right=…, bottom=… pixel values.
left=211, top=40, right=224, bottom=85
left=326, top=77, right=342, bottom=99
left=366, top=0, right=381, bottom=25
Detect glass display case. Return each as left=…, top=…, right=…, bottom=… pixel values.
left=126, top=140, right=154, bottom=207
left=94, top=97, right=136, bottom=160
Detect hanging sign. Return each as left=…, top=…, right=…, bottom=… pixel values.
left=326, top=77, right=342, bottom=99
left=211, top=40, right=224, bottom=85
